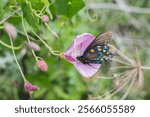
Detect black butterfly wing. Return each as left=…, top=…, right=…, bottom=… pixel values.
left=83, top=31, right=112, bottom=60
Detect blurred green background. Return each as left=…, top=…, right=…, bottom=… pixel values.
left=0, top=0, right=150, bottom=100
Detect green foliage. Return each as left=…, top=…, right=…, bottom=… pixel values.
left=0, top=0, right=150, bottom=100
left=53, top=0, right=85, bottom=17
left=21, top=2, right=38, bottom=29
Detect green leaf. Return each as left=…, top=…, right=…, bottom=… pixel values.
left=0, top=4, right=3, bottom=19
left=8, top=16, right=21, bottom=25
left=30, top=0, right=44, bottom=10
left=16, top=0, right=26, bottom=4
left=49, top=2, right=56, bottom=17
left=21, top=2, right=38, bottom=29
left=0, top=0, right=9, bottom=8
left=41, top=0, right=50, bottom=6
left=0, top=0, right=9, bottom=19
left=53, top=0, right=85, bottom=17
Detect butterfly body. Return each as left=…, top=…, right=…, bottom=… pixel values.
left=76, top=56, right=91, bottom=64
left=76, top=32, right=113, bottom=65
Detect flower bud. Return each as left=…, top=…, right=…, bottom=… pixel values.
left=41, top=15, right=49, bottom=23
left=27, top=42, right=40, bottom=51
left=24, top=82, right=39, bottom=91
left=4, top=22, right=17, bottom=39
left=20, top=48, right=27, bottom=57
left=37, top=60, right=48, bottom=71
left=52, top=31, right=59, bottom=39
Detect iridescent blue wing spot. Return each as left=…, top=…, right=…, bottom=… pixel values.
left=88, top=44, right=113, bottom=64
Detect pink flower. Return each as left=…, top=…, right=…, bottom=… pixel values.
left=37, top=60, right=48, bottom=71
left=24, top=82, right=39, bottom=91
left=64, top=33, right=101, bottom=78
left=41, top=15, right=49, bottom=23
left=26, top=41, right=41, bottom=51
left=4, top=22, right=17, bottom=39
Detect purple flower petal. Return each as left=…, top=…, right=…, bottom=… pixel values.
left=74, top=62, right=101, bottom=78
left=64, top=33, right=101, bottom=78
left=24, top=82, right=39, bottom=91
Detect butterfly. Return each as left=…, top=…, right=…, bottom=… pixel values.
left=76, top=31, right=113, bottom=65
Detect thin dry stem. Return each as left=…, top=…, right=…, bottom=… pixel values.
left=90, top=70, right=133, bottom=99
left=109, top=69, right=136, bottom=98
left=110, top=66, right=132, bottom=70
left=120, top=72, right=137, bottom=100
left=109, top=44, right=135, bottom=65
left=110, top=58, right=131, bottom=66
left=141, top=66, right=150, bottom=70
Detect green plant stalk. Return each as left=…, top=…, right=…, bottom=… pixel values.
left=0, top=8, right=21, bottom=25
left=0, top=39, right=22, bottom=50
left=44, top=23, right=59, bottom=39
left=41, top=23, right=53, bottom=48
left=17, top=29, right=36, bottom=41
left=39, top=6, right=46, bottom=15
left=21, top=12, right=38, bottom=62
left=32, top=9, right=58, bottom=39
left=9, top=35, right=27, bottom=82
left=31, top=29, right=60, bottom=56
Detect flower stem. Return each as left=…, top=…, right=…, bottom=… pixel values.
left=39, top=6, right=46, bottom=15
left=120, top=73, right=137, bottom=100
left=31, top=29, right=61, bottom=56
left=9, top=35, right=27, bottom=82
left=110, top=66, right=132, bottom=70
left=110, top=58, right=131, bottom=66
left=41, top=23, right=53, bottom=47
left=17, top=29, right=36, bottom=41
left=21, top=12, right=38, bottom=62
left=94, top=76, right=114, bottom=79
left=141, top=66, right=150, bottom=70
left=44, top=23, right=59, bottom=39
left=0, top=8, right=20, bottom=25
left=0, top=39, right=22, bottom=50
left=109, top=44, right=135, bottom=65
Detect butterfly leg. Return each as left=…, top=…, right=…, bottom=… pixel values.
left=87, top=63, right=99, bottom=70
